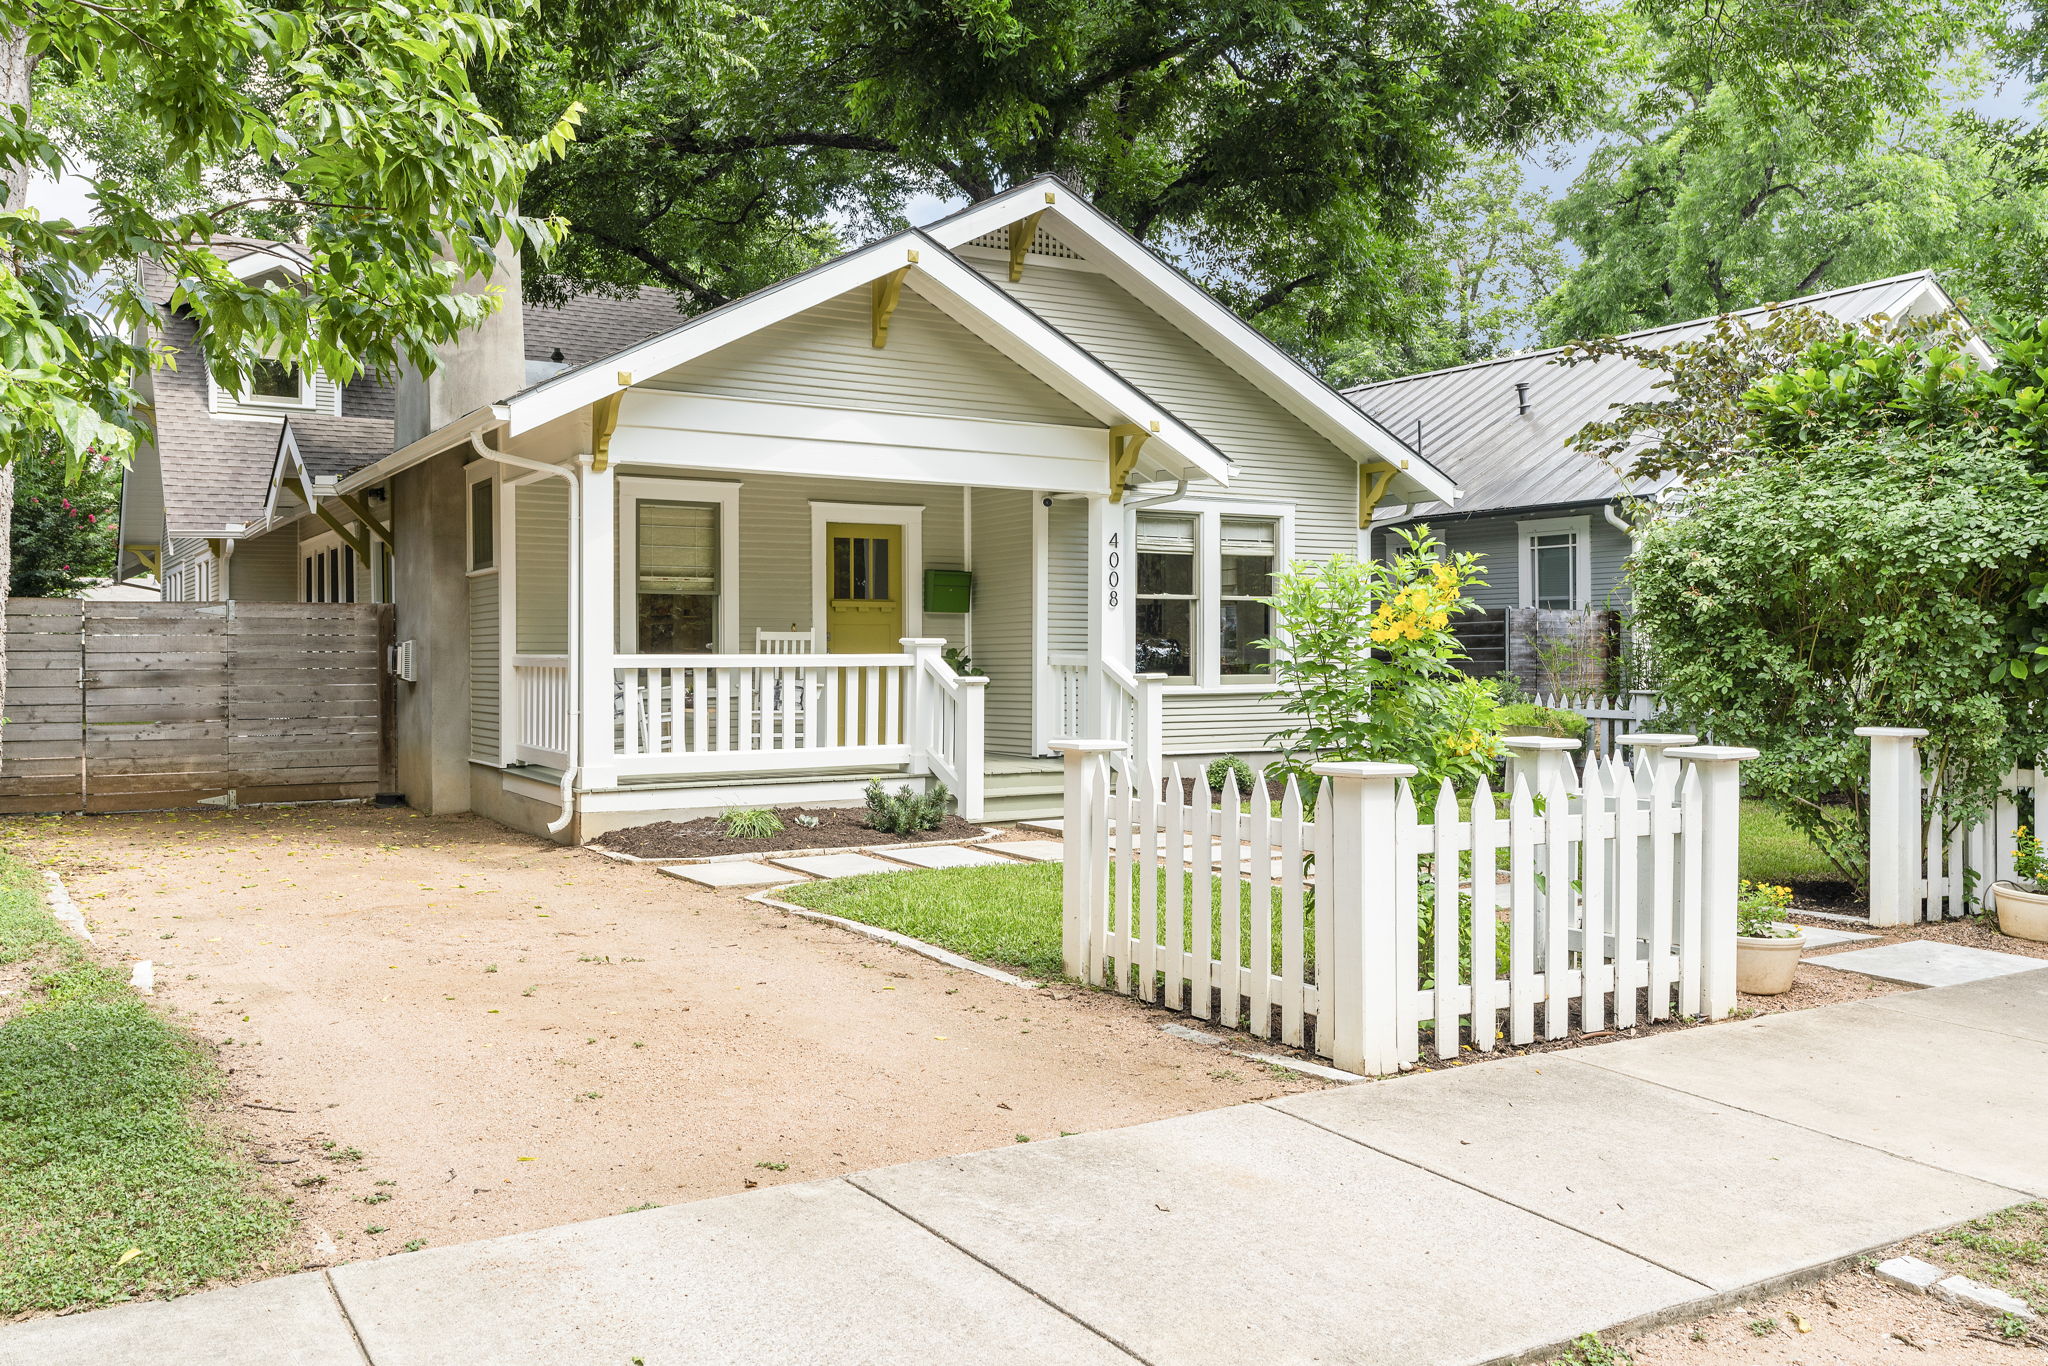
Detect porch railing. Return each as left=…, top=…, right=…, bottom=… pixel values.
left=1053, top=653, right=1164, bottom=794
left=512, top=655, right=571, bottom=766
left=605, top=640, right=986, bottom=819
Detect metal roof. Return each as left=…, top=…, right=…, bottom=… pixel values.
left=1345, top=272, right=1955, bottom=517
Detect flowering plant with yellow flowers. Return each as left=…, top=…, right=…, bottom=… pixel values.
left=1256, top=527, right=1504, bottom=791
left=2014, top=825, right=2046, bottom=891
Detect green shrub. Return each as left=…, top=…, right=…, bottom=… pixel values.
left=1205, top=755, right=1256, bottom=797
left=1496, top=702, right=1589, bottom=739
left=718, top=806, right=784, bottom=839
left=863, top=780, right=951, bottom=834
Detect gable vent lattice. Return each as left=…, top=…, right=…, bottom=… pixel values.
left=964, top=226, right=1087, bottom=262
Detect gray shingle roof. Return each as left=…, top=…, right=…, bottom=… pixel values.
left=1346, top=272, right=1950, bottom=517
left=522, top=287, right=686, bottom=367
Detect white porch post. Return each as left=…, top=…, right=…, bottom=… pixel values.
left=1858, top=726, right=1929, bottom=926
left=902, top=637, right=942, bottom=777
left=1085, top=493, right=1131, bottom=736
left=577, top=455, right=618, bottom=791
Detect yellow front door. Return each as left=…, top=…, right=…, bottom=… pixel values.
left=825, top=523, right=904, bottom=653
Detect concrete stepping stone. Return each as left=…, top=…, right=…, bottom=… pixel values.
left=659, top=861, right=796, bottom=889
left=1807, top=939, right=2048, bottom=988
left=1019, top=819, right=1063, bottom=834
left=993, top=840, right=1064, bottom=862
left=1786, top=923, right=1879, bottom=949
left=878, top=845, right=1017, bottom=871
left=770, top=852, right=904, bottom=879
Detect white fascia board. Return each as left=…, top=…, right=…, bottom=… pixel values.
left=497, top=230, right=1230, bottom=488
left=924, top=178, right=1461, bottom=506
left=258, top=425, right=311, bottom=523
left=332, top=406, right=504, bottom=497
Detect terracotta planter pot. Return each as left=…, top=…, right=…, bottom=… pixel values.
left=1735, top=933, right=1805, bottom=995
left=1991, top=882, right=2048, bottom=944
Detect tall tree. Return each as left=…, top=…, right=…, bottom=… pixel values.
left=0, top=0, right=585, bottom=757
left=484, top=0, right=1614, bottom=363
left=1538, top=0, right=2018, bottom=340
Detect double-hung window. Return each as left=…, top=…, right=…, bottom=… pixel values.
left=633, top=501, right=721, bottom=653
left=1518, top=515, right=1591, bottom=610
left=1133, top=509, right=1284, bottom=683
left=1135, top=514, right=1197, bottom=679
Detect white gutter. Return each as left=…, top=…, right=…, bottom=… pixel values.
left=469, top=432, right=581, bottom=835
left=335, top=403, right=510, bottom=498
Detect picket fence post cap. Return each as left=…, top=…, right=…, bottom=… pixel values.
left=1668, top=745, right=1761, bottom=763
left=1854, top=726, right=1931, bottom=739
left=1310, top=760, right=1419, bottom=780
left=1501, top=736, right=1581, bottom=751
left=1046, top=738, right=1127, bottom=755
left=1618, top=732, right=1698, bottom=747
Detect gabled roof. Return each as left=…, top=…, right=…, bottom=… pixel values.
left=486, top=228, right=1233, bottom=489
left=1347, top=271, right=1966, bottom=519
left=920, top=177, right=1460, bottom=506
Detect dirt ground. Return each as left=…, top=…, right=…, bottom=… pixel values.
left=8, top=805, right=1327, bottom=1270
left=1616, top=1203, right=2048, bottom=1363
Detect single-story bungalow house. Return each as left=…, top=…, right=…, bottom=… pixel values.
left=1345, top=270, right=1973, bottom=629
left=117, top=179, right=1457, bottom=839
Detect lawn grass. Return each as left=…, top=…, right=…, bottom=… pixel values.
left=0, top=853, right=290, bottom=1314
left=778, top=862, right=1068, bottom=978
left=1928, top=1201, right=2048, bottom=1315
left=1739, top=798, right=1842, bottom=885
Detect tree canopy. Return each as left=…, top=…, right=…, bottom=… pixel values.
left=483, top=0, right=1613, bottom=367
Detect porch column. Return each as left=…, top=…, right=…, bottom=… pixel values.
left=1084, top=492, right=1132, bottom=736
left=577, top=455, right=618, bottom=791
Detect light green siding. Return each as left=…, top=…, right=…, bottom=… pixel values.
left=227, top=523, right=298, bottom=601
left=515, top=479, right=570, bottom=653
left=645, top=285, right=1093, bottom=427
left=1046, top=496, right=1086, bottom=655
left=469, top=571, right=499, bottom=762
left=971, top=487, right=1035, bottom=755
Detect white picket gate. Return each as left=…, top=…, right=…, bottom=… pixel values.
left=1052, top=739, right=1753, bottom=1076
left=1860, top=727, right=2036, bottom=925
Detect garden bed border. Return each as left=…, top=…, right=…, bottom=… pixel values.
left=584, top=827, right=1007, bottom=866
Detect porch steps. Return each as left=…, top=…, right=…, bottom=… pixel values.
left=978, top=757, right=1065, bottom=823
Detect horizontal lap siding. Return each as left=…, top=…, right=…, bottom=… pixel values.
left=469, top=573, right=499, bottom=762
left=1047, top=497, right=1085, bottom=654
left=1408, top=509, right=1634, bottom=612
left=228, top=522, right=300, bottom=602
left=1162, top=692, right=1292, bottom=757
left=646, top=285, right=1092, bottom=427
left=971, top=488, right=1033, bottom=754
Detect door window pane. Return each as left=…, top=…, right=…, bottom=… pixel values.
left=637, top=500, right=719, bottom=652
left=833, top=536, right=894, bottom=601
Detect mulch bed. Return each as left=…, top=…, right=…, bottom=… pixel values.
left=1789, top=878, right=1870, bottom=917
left=591, top=806, right=987, bottom=860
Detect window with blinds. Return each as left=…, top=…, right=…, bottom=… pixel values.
left=1218, top=517, right=1276, bottom=676
left=635, top=501, right=720, bottom=652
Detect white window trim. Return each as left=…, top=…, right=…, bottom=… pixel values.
left=809, top=500, right=924, bottom=650
left=298, top=528, right=360, bottom=604
left=466, top=464, right=498, bottom=577
left=620, top=476, right=742, bottom=653
left=1128, top=494, right=1292, bottom=691
left=1518, top=514, right=1592, bottom=611
left=207, top=365, right=324, bottom=417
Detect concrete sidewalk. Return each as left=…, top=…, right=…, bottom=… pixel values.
left=8, top=969, right=2047, bottom=1366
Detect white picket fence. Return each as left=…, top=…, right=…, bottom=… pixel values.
left=1861, top=727, right=2037, bottom=925
left=1530, top=690, right=1660, bottom=758
left=1052, top=738, right=1753, bottom=1076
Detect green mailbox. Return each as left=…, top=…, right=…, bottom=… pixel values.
left=923, top=568, right=973, bottom=614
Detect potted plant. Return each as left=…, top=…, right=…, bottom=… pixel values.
left=1990, top=826, right=2048, bottom=943
left=1734, top=881, right=1804, bottom=995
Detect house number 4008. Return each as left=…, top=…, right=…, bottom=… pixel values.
left=1106, top=531, right=1120, bottom=609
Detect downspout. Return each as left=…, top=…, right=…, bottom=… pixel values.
left=469, top=431, right=581, bottom=835
left=1602, top=500, right=1635, bottom=540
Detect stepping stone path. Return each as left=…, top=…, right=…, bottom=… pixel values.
left=878, top=845, right=1016, bottom=870
left=660, top=861, right=794, bottom=888
left=990, top=840, right=1065, bottom=862
left=1786, top=924, right=1879, bottom=949
left=1809, top=939, right=2048, bottom=988
left=771, top=852, right=907, bottom=879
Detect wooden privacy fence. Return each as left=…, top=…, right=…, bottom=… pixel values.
left=0, top=599, right=393, bottom=814
left=1860, top=726, right=2035, bottom=926
left=1052, top=738, right=1753, bottom=1077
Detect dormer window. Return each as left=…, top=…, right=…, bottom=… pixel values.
left=241, top=359, right=312, bottom=408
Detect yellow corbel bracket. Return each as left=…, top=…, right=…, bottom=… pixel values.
left=591, top=391, right=625, bottom=473
left=335, top=493, right=394, bottom=549
left=125, top=543, right=161, bottom=576
left=291, top=475, right=370, bottom=560
left=1008, top=210, right=1047, bottom=282
left=1108, top=422, right=1155, bottom=503
left=870, top=258, right=915, bottom=348
left=206, top=538, right=225, bottom=560
left=1358, top=462, right=1401, bottom=527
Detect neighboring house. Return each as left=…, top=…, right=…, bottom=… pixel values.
left=1346, top=272, right=1971, bottom=625
left=117, top=179, right=1456, bottom=840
